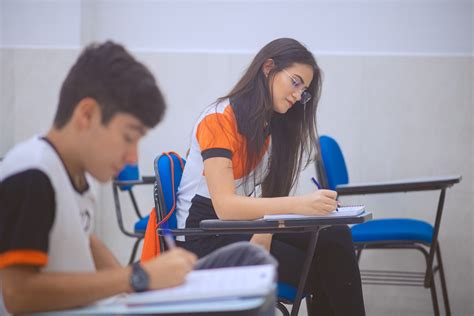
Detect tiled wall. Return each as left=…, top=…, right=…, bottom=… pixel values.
left=1, top=0, right=472, bottom=314
left=1, top=48, right=472, bottom=315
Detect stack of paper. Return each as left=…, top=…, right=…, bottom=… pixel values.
left=263, top=205, right=366, bottom=221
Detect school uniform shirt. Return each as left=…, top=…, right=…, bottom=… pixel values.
left=0, top=136, right=96, bottom=315
left=175, top=100, right=271, bottom=241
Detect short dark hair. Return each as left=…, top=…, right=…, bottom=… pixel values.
left=54, top=41, right=165, bottom=128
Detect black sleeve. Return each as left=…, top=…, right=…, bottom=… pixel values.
left=201, top=148, right=233, bottom=161
left=0, top=169, right=55, bottom=266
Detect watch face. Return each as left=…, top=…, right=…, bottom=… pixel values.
left=131, top=264, right=149, bottom=292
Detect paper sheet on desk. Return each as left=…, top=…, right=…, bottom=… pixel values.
left=91, top=293, right=128, bottom=306
left=263, top=205, right=366, bottom=221
left=125, top=264, right=275, bottom=306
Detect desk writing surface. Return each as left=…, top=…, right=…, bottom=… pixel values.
left=336, top=175, right=461, bottom=195
left=35, top=296, right=270, bottom=315
left=200, top=211, right=372, bottom=230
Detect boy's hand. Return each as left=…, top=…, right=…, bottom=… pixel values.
left=142, top=248, right=197, bottom=290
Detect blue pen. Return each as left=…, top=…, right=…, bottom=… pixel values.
left=311, top=177, right=338, bottom=211
left=311, top=177, right=322, bottom=190
left=161, top=223, right=176, bottom=250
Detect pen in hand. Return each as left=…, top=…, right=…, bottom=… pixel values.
left=311, top=177, right=322, bottom=190
left=311, top=177, right=338, bottom=212
left=162, top=223, right=176, bottom=250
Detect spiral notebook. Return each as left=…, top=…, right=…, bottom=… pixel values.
left=263, top=205, right=366, bottom=221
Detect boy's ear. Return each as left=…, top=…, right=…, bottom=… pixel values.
left=72, top=98, right=101, bottom=130
left=262, top=59, right=275, bottom=77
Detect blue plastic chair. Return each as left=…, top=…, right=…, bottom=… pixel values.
left=318, top=135, right=461, bottom=316
left=152, top=152, right=185, bottom=254
left=112, top=164, right=155, bottom=264
left=152, top=152, right=310, bottom=316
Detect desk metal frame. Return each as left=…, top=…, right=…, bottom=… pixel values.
left=160, top=212, right=372, bottom=316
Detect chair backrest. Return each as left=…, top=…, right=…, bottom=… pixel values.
left=153, top=152, right=186, bottom=230
left=117, top=164, right=139, bottom=191
left=319, top=135, right=349, bottom=190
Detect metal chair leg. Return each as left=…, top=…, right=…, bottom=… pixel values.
left=128, top=237, right=143, bottom=265
left=436, top=243, right=451, bottom=315
left=305, top=295, right=312, bottom=315
left=356, top=249, right=362, bottom=263
left=276, top=301, right=290, bottom=316
left=430, top=274, right=440, bottom=316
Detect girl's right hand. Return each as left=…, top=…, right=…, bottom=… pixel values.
left=298, top=189, right=338, bottom=215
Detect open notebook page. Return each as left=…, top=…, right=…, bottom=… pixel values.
left=123, top=264, right=275, bottom=306
left=263, top=205, right=366, bottom=221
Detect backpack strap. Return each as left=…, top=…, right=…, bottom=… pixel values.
left=154, top=151, right=185, bottom=228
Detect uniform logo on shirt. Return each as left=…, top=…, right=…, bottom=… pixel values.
left=80, top=208, right=91, bottom=232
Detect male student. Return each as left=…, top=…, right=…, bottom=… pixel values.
left=0, top=41, right=275, bottom=314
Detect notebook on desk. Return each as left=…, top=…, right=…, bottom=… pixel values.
left=263, top=205, right=366, bottom=221
left=124, top=264, right=275, bottom=306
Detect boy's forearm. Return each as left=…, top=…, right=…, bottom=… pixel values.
left=90, top=234, right=121, bottom=269
left=2, top=266, right=133, bottom=314
left=250, top=234, right=273, bottom=251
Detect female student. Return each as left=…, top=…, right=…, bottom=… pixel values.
left=175, top=38, right=365, bottom=315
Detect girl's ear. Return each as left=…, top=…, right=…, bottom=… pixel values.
left=262, top=59, right=275, bottom=77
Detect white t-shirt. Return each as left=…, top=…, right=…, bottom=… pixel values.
left=0, top=137, right=97, bottom=314
left=175, top=100, right=270, bottom=241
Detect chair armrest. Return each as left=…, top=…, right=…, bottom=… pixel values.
left=113, top=176, right=155, bottom=187
left=160, top=223, right=302, bottom=236
left=159, top=227, right=215, bottom=236
left=112, top=176, right=155, bottom=236
left=159, top=221, right=316, bottom=236
left=336, top=175, right=461, bottom=196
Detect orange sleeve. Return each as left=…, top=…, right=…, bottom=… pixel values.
left=0, top=250, right=48, bottom=268
left=196, top=112, right=238, bottom=154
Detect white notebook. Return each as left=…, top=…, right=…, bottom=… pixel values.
left=124, top=264, right=275, bottom=306
left=263, top=205, right=366, bottom=221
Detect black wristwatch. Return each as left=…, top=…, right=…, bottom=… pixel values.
left=130, top=262, right=150, bottom=292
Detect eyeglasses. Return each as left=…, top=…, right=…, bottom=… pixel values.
left=282, top=69, right=312, bottom=105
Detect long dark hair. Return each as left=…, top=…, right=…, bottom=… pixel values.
left=217, top=38, right=322, bottom=197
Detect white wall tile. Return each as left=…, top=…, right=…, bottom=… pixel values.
left=12, top=49, right=79, bottom=143
left=0, top=49, right=15, bottom=157
left=1, top=47, right=472, bottom=315
left=2, top=0, right=81, bottom=48
left=3, top=0, right=472, bottom=55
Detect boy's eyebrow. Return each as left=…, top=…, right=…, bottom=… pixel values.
left=126, top=124, right=147, bottom=135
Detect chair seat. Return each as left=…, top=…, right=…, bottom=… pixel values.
left=134, top=215, right=150, bottom=233
left=351, top=218, right=433, bottom=244
left=277, top=282, right=298, bottom=303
